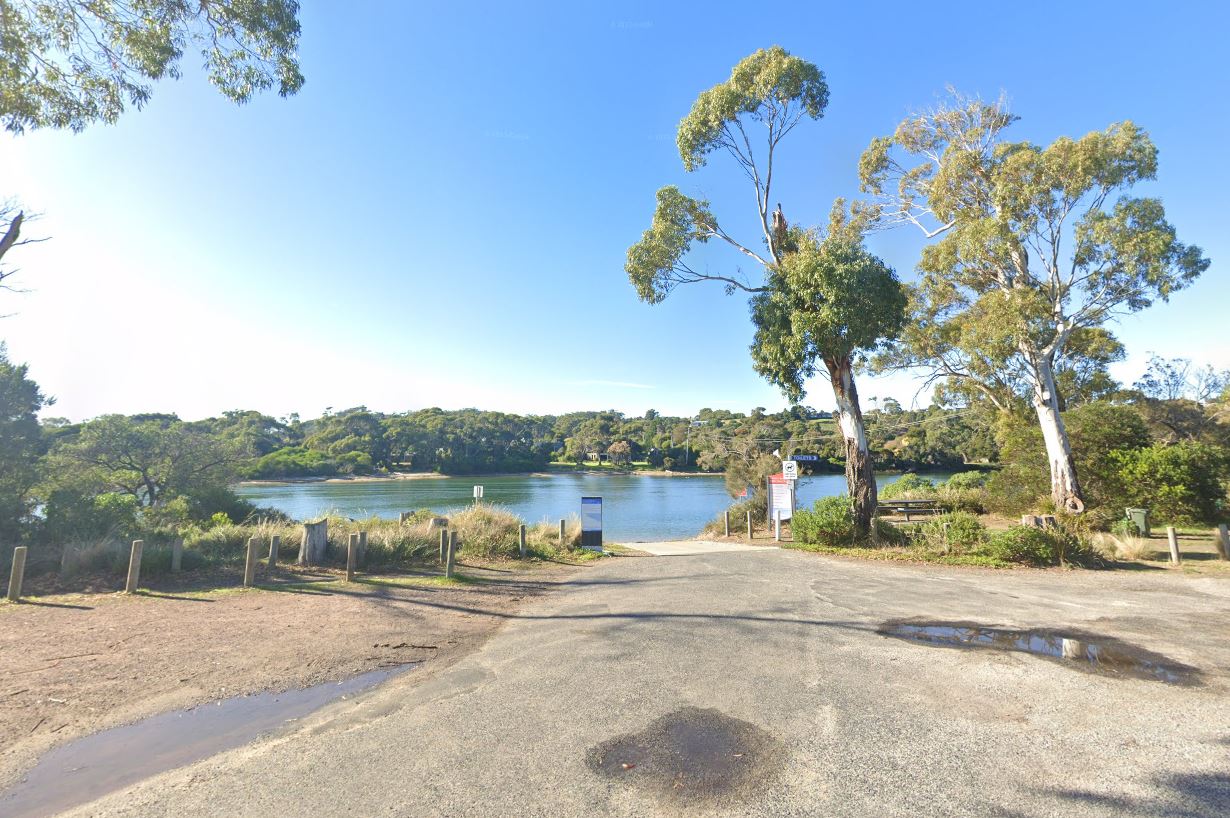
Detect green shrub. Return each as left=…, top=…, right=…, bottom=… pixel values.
left=935, top=486, right=986, bottom=514
left=918, top=512, right=987, bottom=553
left=791, top=496, right=855, bottom=546
left=942, top=471, right=990, bottom=490
left=880, top=474, right=936, bottom=500
left=979, top=525, right=1102, bottom=568
left=1111, top=442, right=1228, bottom=525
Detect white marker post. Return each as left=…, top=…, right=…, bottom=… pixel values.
left=473, top=485, right=484, bottom=505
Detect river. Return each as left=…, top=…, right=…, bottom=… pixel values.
left=235, top=471, right=953, bottom=543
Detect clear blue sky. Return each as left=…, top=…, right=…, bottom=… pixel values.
left=2, top=1, right=1226, bottom=422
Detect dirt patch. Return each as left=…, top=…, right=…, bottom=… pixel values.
left=879, top=619, right=1202, bottom=685
left=0, top=561, right=577, bottom=790
left=586, top=706, right=784, bottom=807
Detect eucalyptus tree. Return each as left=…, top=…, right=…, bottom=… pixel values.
left=0, top=0, right=304, bottom=134
left=749, top=223, right=907, bottom=536
left=859, top=93, right=1209, bottom=513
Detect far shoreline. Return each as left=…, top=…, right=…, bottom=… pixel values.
left=236, top=468, right=729, bottom=487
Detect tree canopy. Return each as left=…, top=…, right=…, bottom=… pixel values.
left=0, top=0, right=305, bottom=133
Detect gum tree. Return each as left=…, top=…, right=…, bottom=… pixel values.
left=859, top=94, right=1209, bottom=513
left=749, top=219, right=907, bottom=536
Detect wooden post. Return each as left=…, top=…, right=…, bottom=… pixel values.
left=724, top=511, right=730, bottom=537
left=267, top=535, right=280, bottom=570
left=774, top=510, right=781, bottom=542
left=171, top=537, right=183, bottom=573
left=243, top=537, right=259, bottom=587
left=399, top=511, right=411, bottom=524
left=942, top=522, right=952, bottom=555
left=559, top=519, right=566, bottom=547
left=445, top=531, right=457, bottom=578
left=746, top=511, right=753, bottom=540
left=125, top=540, right=143, bottom=594
left=1216, top=524, right=1229, bottom=561
left=1166, top=526, right=1181, bottom=565
left=7, top=546, right=27, bottom=602
left=346, top=533, right=358, bottom=581
left=519, top=524, right=527, bottom=558
left=358, top=531, right=368, bottom=566
left=439, top=529, right=448, bottom=563
left=298, top=519, right=328, bottom=566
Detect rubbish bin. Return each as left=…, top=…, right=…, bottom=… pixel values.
left=1126, top=508, right=1151, bottom=537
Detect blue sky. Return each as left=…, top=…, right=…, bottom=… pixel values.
left=1, top=1, right=1226, bottom=422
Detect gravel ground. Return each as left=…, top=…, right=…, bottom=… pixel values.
left=14, top=547, right=1230, bottom=816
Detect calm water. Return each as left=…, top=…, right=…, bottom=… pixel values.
left=236, top=472, right=951, bottom=543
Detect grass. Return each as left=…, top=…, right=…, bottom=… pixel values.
left=781, top=540, right=1014, bottom=568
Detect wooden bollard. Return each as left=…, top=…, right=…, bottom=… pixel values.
left=7, top=546, right=27, bottom=602
left=773, top=511, right=781, bottom=542
left=171, top=537, right=183, bottom=573
left=559, top=519, right=566, bottom=546
left=125, top=540, right=143, bottom=594
left=445, top=531, right=457, bottom=578
left=267, top=535, right=280, bottom=569
left=942, top=522, right=952, bottom=555
left=399, top=511, right=412, bottom=524
left=243, top=537, right=259, bottom=587
left=519, top=524, right=527, bottom=558
left=346, top=533, right=358, bottom=581
left=358, top=531, right=368, bottom=566
left=439, top=529, right=448, bottom=563
left=1216, top=524, right=1229, bottom=561
left=724, top=511, right=730, bottom=537
left=1166, top=526, right=1181, bottom=565
left=746, top=511, right=752, bottom=540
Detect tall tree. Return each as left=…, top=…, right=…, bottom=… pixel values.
left=749, top=224, right=907, bottom=536
left=859, top=93, right=1209, bottom=512
left=0, top=344, right=47, bottom=541
left=0, top=0, right=304, bottom=134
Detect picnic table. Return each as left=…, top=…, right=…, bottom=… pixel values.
left=875, top=498, right=942, bottom=521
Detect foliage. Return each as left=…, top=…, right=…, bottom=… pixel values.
left=0, top=344, right=47, bottom=543
left=244, top=445, right=338, bottom=479
left=943, top=471, right=989, bottom=490
left=917, top=512, right=986, bottom=553
left=879, top=473, right=936, bottom=500
left=980, top=525, right=1101, bottom=568
left=1111, top=442, right=1228, bottom=524
left=863, top=92, right=1208, bottom=511
left=749, top=232, right=907, bottom=404
left=791, top=496, right=855, bottom=546
left=1, top=0, right=304, bottom=133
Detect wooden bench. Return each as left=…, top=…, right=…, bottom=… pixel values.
left=875, top=498, right=942, bottom=521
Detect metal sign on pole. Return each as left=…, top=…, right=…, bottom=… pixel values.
left=782, top=460, right=798, bottom=481
left=767, top=474, right=793, bottom=521
left=473, top=485, right=484, bottom=503
left=580, top=497, right=603, bottom=551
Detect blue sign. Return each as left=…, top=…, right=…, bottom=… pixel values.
left=793, top=454, right=820, bottom=462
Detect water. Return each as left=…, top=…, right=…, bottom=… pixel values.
left=235, top=472, right=952, bottom=542
left=879, top=622, right=1199, bottom=685
left=0, top=667, right=412, bottom=818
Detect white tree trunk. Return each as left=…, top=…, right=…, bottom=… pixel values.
left=1032, top=359, right=1085, bottom=514
left=827, top=357, right=878, bottom=538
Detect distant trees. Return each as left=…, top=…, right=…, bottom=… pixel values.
left=861, top=93, right=1209, bottom=513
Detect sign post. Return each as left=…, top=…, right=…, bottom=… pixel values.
left=580, top=496, right=603, bottom=551
left=782, top=460, right=798, bottom=481
left=767, top=474, right=794, bottom=524
left=473, top=485, right=484, bottom=505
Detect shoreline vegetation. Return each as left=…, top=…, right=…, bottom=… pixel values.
left=236, top=466, right=739, bottom=486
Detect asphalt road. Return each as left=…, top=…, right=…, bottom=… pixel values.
left=63, top=547, right=1230, bottom=816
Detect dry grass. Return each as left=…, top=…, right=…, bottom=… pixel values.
left=1093, top=532, right=1156, bottom=562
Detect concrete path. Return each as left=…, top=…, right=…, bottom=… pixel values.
left=61, top=549, right=1230, bottom=817
left=628, top=539, right=772, bottom=556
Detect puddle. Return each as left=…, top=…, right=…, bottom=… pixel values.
left=586, top=706, right=783, bottom=804
left=0, top=665, right=416, bottom=818
left=879, top=621, right=1199, bottom=685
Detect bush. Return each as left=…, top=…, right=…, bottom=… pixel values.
left=791, top=496, right=855, bottom=546
left=942, top=471, right=989, bottom=490
left=1111, top=442, right=1228, bottom=525
left=979, top=525, right=1101, bottom=568
left=880, top=474, right=936, bottom=500
left=917, top=512, right=987, bottom=554
left=935, top=486, right=986, bottom=514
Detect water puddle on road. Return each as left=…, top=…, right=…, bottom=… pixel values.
left=879, top=621, right=1199, bottom=685
left=587, top=706, right=784, bottom=805
left=0, top=664, right=417, bottom=818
